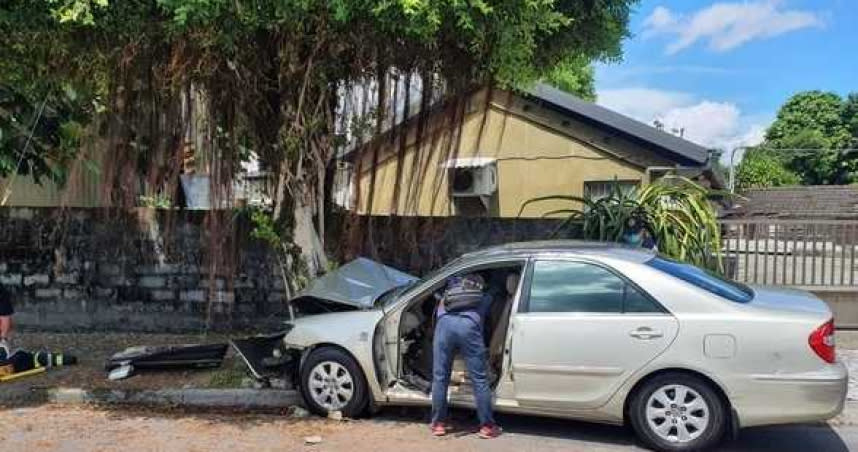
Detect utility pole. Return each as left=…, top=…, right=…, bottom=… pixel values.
left=728, top=146, right=747, bottom=194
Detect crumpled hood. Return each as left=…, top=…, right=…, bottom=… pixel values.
left=290, top=257, right=417, bottom=309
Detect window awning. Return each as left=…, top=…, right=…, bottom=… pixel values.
left=441, top=157, right=496, bottom=169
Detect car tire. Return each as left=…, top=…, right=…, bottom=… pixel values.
left=629, top=373, right=727, bottom=452
left=299, top=346, right=369, bottom=418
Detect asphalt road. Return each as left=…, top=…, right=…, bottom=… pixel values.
left=0, top=404, right=855, bottom=451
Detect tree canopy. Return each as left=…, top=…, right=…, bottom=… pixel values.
left=543, top=57, right=595, bottom=100
left=735, top=147, right=800, bottom=190
left=761, top=90, right=858, bottom=185
left=1, top=0, right=636, bottom=284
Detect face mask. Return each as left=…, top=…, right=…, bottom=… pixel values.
left=624, top=230, right=643, bottom=245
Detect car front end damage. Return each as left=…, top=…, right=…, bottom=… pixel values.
left=230, top=327, right=302, bottom=388
left=231, top=258, right=415, bottom=390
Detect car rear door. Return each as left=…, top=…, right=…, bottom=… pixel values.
left=509, top=258, right=679, bottom=410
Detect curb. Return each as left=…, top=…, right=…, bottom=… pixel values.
left=2, top=387, right=301, bottom=410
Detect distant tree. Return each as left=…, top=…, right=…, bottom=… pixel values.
left=764, top=91, right=857, bottom=184
left=736, top=148, right=800, bottom=189
left=844, top=93, right=858, bottom=145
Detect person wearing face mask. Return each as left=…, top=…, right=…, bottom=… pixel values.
left=623, top=217, right=657, bottom=251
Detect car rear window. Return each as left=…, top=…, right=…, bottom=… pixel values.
left=646, top=257, right=754, bottom=303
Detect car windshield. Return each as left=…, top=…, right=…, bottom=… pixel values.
left=646, top=256, right=754, bottom=303
left=381, top=256, right=465, bottom=307
left=375, top=281, right=417, bottom=308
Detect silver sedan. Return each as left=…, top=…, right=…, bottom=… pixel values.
left=271, top=241, right=847, bottom=451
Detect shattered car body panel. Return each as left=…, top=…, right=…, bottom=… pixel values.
left=105, top=344, right=228, bottom=370
left=105, top=343, right=228, bottom=381
left=230, top=330, right=298, bottom=381
left=289, top=257, right=417, bottom=313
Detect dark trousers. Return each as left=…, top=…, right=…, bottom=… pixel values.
left=431, top=314, right=494, bottom=426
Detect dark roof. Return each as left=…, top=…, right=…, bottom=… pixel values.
left=729, top=186, right=858, bottom=219
left=526, top=83, right=710, bottom=166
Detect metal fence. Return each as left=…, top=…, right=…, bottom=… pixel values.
left=720, top=219, right=858, bottom=287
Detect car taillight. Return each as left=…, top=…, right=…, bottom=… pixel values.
left=809, top=319, right=836, bottom=364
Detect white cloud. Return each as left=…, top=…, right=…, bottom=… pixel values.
left=642, top=1, right=824, bottom=54
left=642, top=6, right=677, bottom=32
left=597, top=88, right=769, bottom=161
left=597, top=88, right=693, bottom=124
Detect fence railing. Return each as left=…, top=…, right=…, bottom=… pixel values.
left=720, top=219, right=858, bottom=287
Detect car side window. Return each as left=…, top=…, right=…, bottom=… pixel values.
left=527, top=260, right=662, bottom=314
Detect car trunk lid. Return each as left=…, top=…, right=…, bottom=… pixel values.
left=747, top=286, right=831, bottom=317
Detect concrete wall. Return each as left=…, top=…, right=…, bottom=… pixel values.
left=352, top=88, right=677, bottom=218
left=0, top=207, right=288, bottom=332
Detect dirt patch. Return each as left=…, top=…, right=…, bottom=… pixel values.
left=0, top=404, right=499, bottom=452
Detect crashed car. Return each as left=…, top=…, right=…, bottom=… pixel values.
left=248, top=241, right=847, bottom=452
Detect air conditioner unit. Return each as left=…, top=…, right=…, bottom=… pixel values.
left=450, top=164, right=498, bottom=197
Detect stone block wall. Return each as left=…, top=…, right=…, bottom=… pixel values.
left=0, top=208, right=576, bottom=332
left=336, top=214, right=574, bottom=276
left=0, top=208, right=287, bottom=332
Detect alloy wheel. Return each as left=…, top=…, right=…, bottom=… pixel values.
left=645, top=384, right=710, bottom=444
left=308, top=361, right=355, bottom=411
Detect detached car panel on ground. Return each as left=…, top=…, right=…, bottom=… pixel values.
left=278, top=241, right=848, bottom=451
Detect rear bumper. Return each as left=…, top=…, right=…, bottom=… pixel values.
left=733, top=362, right=848, bottom=427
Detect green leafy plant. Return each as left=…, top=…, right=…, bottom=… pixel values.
left=247, top=206, right=282, bottom=248
left=519, top=176, right=725, bottom=272
left=736, top=148, right=800, bottom=189
left=138, top=193, right=172, bottom=208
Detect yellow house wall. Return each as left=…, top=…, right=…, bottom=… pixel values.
left=354, top=88, right=679, bottom=218
left=0, top=169, right=102, bottom=207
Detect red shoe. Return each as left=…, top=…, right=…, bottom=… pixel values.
left=478, top=423, right=502, bottom=439
left=430, top=422, right=448, bottom=437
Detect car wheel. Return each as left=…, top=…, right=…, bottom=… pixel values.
left=300, top=347, right=369, bottom=418
left=629, top=373, right=727, bottom=452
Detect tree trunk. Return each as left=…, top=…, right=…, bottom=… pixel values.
left=292, top=192, right=328, bottom=278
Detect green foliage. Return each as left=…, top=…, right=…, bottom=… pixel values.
left=736, top=148, right=800, bottom=189
left=542, top=57, right=595, bottom=100
left=844, top=93, right=858, bottom=145
left=0, top=84, right=95, bottom=184
left=764, top=90, right=858, bottom=184
left=1, top=0, right=635, bottom=283
left=519, top=177, right=724, bottom=272
left=248, top=207, right=282, bottom=248
left=766, top=91, right=852, bottom=150
left=1, top=0, right=635, bottom=187
left=48, top=0, right=109, bottom=25
left=138, top=193, right=172, bottom=208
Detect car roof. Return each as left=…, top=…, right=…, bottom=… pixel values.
left=461, top=240, right=657, bottom=264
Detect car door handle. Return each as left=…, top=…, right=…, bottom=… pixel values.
left=629, top=327, right=663, bottom=340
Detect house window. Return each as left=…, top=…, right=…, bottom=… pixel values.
left=583, top=180, right=640, bottom=201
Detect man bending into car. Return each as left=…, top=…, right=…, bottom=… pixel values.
left=430, top=273, right=502, bottom=439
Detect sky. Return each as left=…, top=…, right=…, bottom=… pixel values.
left=595, top=0, right=858, bottom=164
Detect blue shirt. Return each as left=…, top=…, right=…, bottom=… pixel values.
left=436, top=293, right=494, bottom=326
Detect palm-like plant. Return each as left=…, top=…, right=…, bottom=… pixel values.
left=519, top=176, right=724, bottom=272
